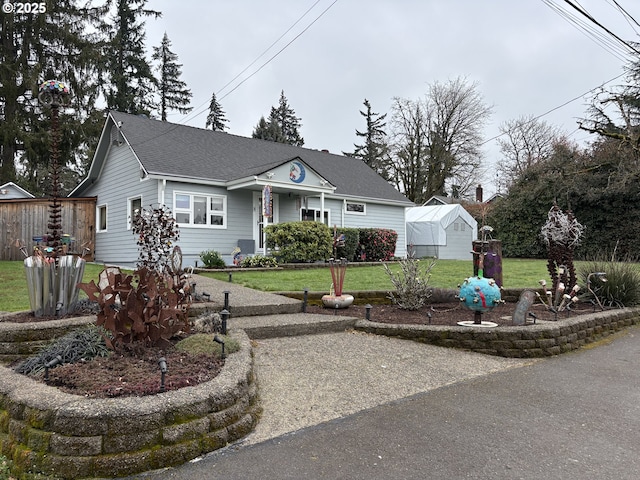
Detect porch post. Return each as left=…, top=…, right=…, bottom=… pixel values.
left=320, top=192, right=325, bottom=225
left=263, top=214, right=268, bottom=255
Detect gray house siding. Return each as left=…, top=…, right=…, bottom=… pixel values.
left=162, top=182, right=255, bottom=266
left=82, top=145, right=154, bottom=266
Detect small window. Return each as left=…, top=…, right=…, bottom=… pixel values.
left=461, top=223, right=466, bottom=231
left=127, top=197, right=142, bottom=230
left=346, top=202, right=366, bottom=215
left=454, top=223, right=459, bottom=231
left=97, top=204, right=107, bottom=232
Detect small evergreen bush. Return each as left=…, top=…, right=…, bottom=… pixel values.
left=266, top=221, right=332, bottom=263
left=240, top=254, right=278, bottom=268
left=200, top=250, right=226, bottom=268
left=383, top=256, right=436, bottom=310
left=579, top=258, right=640, bottom=308
left=334, top=227, right=359, bottom=261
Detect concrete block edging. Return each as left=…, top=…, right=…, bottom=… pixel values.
left=0, top=329, right=260, bottom=479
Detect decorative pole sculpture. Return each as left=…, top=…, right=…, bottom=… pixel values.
left=38, top=80, right=71, bottom=258
left=23, top=80, right=85, bottom=317
left=321, top=227, right=354, bottom=309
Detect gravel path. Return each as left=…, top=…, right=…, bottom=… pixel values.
left=243, top=330, right=534, bottom=445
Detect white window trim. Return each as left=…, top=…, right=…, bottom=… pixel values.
left=300, top=208, right=330, bottom=226
left=345, top=201, right=366, bottom=215
left=127, top=196, right=142, bottom=231
left=173, top=191, right=227, bottom=229
left=97, top=204, right=108, bottom=233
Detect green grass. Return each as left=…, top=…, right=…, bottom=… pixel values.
left=3, top=258, right=637, bottom=312
left=0, top=261, right=120, bottom=313
left=201, top=258, right=554, bottom=292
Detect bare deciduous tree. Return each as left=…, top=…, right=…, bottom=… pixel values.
left=387, top=77, right=492, bottom=204
left=497, top=115, right=563, bottom=190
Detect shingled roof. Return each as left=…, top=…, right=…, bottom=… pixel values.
left=98, top=111, right=411, bottom=205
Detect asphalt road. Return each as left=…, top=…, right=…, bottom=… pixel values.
left=130, top=325, right=640, bottom=480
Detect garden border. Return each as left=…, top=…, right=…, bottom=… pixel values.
left=355, top=307, right=640, bottom=357
left=0, top=329, right=260, bottom=479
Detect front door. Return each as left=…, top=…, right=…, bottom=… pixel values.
left=253, top=191, right=279, bottom=253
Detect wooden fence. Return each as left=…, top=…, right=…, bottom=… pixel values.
left=0, top=197, right=96, bottom=261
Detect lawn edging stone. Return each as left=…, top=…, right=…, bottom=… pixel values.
left=354, top=307, right=640, bottom=357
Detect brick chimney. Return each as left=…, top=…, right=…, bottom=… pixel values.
left=475, top=184, right=483, bottom=202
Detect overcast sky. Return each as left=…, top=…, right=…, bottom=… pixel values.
left=143, top=0, right=639, bottom=195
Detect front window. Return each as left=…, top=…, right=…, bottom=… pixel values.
left=174, top=192, right=226, bottom=227
left=301, top=208, right=329, bottom=225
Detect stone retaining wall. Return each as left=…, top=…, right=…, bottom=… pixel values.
left=0, top=315, right=95, bottom=364
left=0, top=329, right=260, bottom=479
left=355, top=307, right=640, bottom=357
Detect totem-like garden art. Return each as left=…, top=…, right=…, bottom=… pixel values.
left=458, top=224, right=503, bottom=327
left=23, top=80, right=86, bottom=317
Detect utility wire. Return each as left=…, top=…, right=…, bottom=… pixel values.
left=131, top=0, right=339, bottom=147
left=179, top=0, right=338, bottom=127
left=481, top=72, right=626, bottom=146
left=561, top=0, right=640, bottom=55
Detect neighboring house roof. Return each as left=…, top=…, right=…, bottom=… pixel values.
left=406, top=204, right=478, bottom=246
left=72, top=111, right=412, bottom=206
left=485, top=193, right=505, bottom=203
left=422, top=195, right=451, bottom=206
left=0, top=182, right=35, bottom=199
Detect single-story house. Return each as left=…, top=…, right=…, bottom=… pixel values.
left=405, top=204, right=477, bottom=260
left=0, top=182, right=34, bottom=199
left=70, top=111, right=414, bottom=267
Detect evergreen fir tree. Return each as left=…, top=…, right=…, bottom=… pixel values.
left=268, top=90, right=304, bottom=146
left=252, top=116, right=286, bottom=142
left=346, top=99, right=390, bottom=178
left=152, top=32, right=192, bottom=121
left=104, top=0, right=161, bottom=115
left=0, top=0, right=106, bottom=193
left=205, top=92, right=229, bottom=131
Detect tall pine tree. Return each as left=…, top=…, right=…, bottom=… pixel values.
left=152, top=32, right=192, bottom=121
left=346, top=99, right=390, bottom=179
left=104, top=0, right=160, bottom=115
left=0, top=0, right=106, bottom=193
left=267, top=90, right=304, bottom=146
left=205, top=92, right=228, bottom=131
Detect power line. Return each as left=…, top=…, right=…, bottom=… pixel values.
left=179, top=0, right=338, bottom=127
left=132, top=0, right=339, bottom=147
left=481, top=72, right=626, bottom=146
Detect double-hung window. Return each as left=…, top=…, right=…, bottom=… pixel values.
left=174, top=192, right=226, bottom=228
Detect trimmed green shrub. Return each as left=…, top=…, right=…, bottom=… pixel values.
left=334, top=227, right=359, bottom=261
left=200, top=250, right=226, bottom=268
left=266, top=221, right=332, bottom=263
left=578, top=258, right=640, bottom=308
left=240, top=254, right=278, bottom=268
left=359, top=228, right=398, bottom=261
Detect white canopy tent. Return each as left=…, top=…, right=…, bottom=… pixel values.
left=406, top=204, right=478, bottom=260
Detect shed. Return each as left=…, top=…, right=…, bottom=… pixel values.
left=406, top=204, right=477, bottom=260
